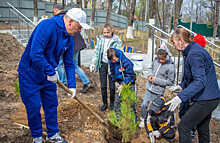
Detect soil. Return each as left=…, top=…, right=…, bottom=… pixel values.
left=0, top=32, right=220, bottom=143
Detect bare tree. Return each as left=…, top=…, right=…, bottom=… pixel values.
left=33, top=0, right=38, bottom=24
left=106, top=0, right=114, bottom=23
left=118, top=0, right=122, bottom=15
left=126, top=0, right=136, bottom=39
left=62, top=0, right=65, bottom=8
left=156, top=0, right=162, bottom=29
left=54, top=0, right=57, bottom=5
left=173, top=0, right=183, bottom=30
left=212, top=0, right=219, bottom=40
left=90, top=0, right=96, bottom=28
left=162, top=0, right=172, bottom=35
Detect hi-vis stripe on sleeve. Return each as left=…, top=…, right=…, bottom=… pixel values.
left=147, top=124, right=153, bottom=132
left=163, top=128, right=170, bottom=134
left=159, top=122, right=168, bottom=129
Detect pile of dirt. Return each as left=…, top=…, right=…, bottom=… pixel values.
left=0, top=32, right=219, bottom=143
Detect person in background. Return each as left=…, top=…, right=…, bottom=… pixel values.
left=107, top=48, right=137, bottom=113
left=17, top=8, right=90, bottom=143
left=37, top=15, right=48, bottom=24
left=166, top=28, right=220, bottom=143
left=53, top=4, right=66, bottom=16
left=193, top=34, right=206, bottom=48
left=139, top=44, right=175, bottom=128
left=54, top=4, right=91, bottom=93
left=90, top=23, right=123, bottom=111
left=145, top=97, right=175, bottom=143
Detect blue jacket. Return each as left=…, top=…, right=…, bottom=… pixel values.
left=178, top=42, right=220, bottom=102
left=109, top=48, right=135, bottom=84
left=17, top=15, right=76, bottom=88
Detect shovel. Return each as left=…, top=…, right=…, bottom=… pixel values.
left=57, top=80, right=107, bottom=126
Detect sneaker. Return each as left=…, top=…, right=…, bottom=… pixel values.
left=46, top=133, right=67, bottom=143
left=33, top=137, right=43, bottom=143
left=99, top=103, right=108, bottom=111
left=139, top=118, right=145, bottom=128
left=80, top=83, right=91, bottom=93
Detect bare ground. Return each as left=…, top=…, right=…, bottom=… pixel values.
left=0, top=32, right=219, bottom=143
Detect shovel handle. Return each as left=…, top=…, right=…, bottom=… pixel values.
left=57, top=80, right=107, bottom=126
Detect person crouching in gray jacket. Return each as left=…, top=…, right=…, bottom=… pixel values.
left=139, top=44, right=175, bottom=128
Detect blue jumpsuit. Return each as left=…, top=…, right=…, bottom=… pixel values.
left=17, top=15, right=76, bottom=138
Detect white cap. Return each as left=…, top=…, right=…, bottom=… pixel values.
left=66, top=8, right=90, bottom=29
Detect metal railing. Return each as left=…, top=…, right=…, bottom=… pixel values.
left=178, top=25, right=220, bottom=79
left=146, top=23, right=182, bottom=85
left=146, top=23, right=220, bottom=85
left=7, top=2, right=36, bottom=43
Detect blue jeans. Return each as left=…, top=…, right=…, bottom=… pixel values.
left=141, top=89, right=163, bottom=118
left=73, top=50, right=90, bottom=85
left=57, top=57, right=66, bottom=85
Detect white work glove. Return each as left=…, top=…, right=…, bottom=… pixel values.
left=47, top=72, right=58, bottom=83
left=115, top=82, right=120, bottom=89
left=149, top=132, right=155, bottom=143
left=153, top=130, right=160, bottom=138
left=165, top=96, right=182, bottom=111
left=171, top=85, right=182, bottom=93
left=68, top=88, right=76, bottom=98
left=90, top=64, right=95, bottom=72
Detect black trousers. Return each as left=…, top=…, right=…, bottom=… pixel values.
left=178, top=98, right=219, bottom=143
left=99, top=62, right=115, bottom=104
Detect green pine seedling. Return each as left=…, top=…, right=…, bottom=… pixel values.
left=109, top=83, right=140, bottom=142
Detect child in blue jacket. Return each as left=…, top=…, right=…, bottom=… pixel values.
left=107, top=48, right=136, bottom=114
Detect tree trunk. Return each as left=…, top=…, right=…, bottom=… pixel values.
left=173, top=0, right=183, bottom=30
left=162, top=0, right=172, bottom=38
left=123, top=0, right=128, bottom=17
left=33, top=0, right=38, bottom=24
left=106, top=0, right=114, bottom=23
left=118, top=0, right=122, bottom=15
left=212, top=0, right=219, bottom=41
left=90, top=0, right=96, bottom=28
left=62, top=0, right=65, bottom=8
left=54, top=0, right=57, bottom=5
left=156, top=0, right=162, bottom=29
left=76, top=0, right=82, bottom=8
left=126, top=0, right=136, bottom=39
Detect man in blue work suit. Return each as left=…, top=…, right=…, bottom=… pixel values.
left=17, top=8, right=90, bottom=143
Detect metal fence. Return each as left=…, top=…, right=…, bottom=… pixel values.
left=0, top=0, right=147, bottom=31
left=146, top=23, right=220, bottom=85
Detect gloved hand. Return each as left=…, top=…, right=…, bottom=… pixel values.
left=153, top=130, right=160, bottom=138
left=115, top=82, right=120, bottom=89
left=149, top=132, right=155, bottom=143
left=90, top=64, right=95, bottom=72
left=68, top=88, right=76, bottom=98
left=170, top=85, right=182, bottom=93
left=165, top=96, right=182, bottom=111
left=47, top=72, right=58, bottom=83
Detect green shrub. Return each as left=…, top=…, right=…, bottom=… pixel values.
left=109, top=83, right=140, bottom=142
left=14, top=78, right=20, bottom=94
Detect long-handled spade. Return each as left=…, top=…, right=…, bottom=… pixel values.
left=57, top=80, right=108, bottom=126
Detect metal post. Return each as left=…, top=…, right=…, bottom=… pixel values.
left=176, top=52, right=181, bottom=85
left=145, top=0, right=148, bottom=21
left=152, top=29, right=155, bottom=62
left=18, top=0, right=21, bottom=38
left=9, top=7, right=12, bottom=31
left=190, top=0, right=194, bottom=31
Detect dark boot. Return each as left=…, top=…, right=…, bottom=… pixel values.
left=110, top=102, right=115, bottom=110
left=80, top=82, right=91, bottom=93
left=99, top=103, right=108, bottom=111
